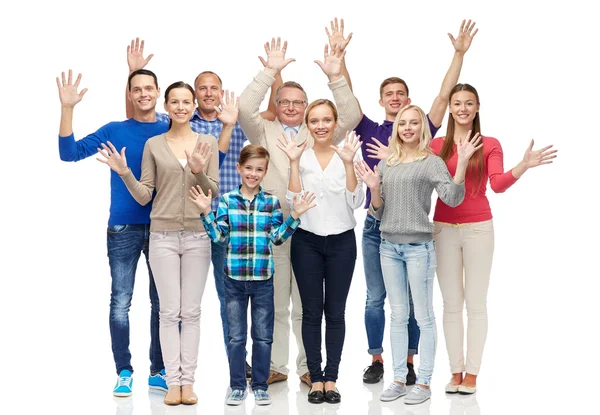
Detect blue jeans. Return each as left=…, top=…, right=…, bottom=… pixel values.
left=107, top=224, right=163, bottom=375
left=225, top=277, right=274, bottom=391
left=380, top=239, right=437, bottom=386
left=362, top=214, right=420, bottom=355
left=211, top=239, right=228, bottom=349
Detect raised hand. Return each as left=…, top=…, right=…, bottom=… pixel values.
left=261, top=37, right=295, bottom=73
left=457, top=130, right=483, bottom=163
left=96, top=141, right=128, bottom=175
left=449, top=19, right=478, bottom=54
left=315, top=44, right=345, bottom=80
left=355, top=160, right=380, bottom=190
left=186, top=141, right=212, bottom=174
left=331, top=131, right=361, bottom=164
left=292, top=191, right=317, bottom=216
left=56, top=69, right=88, bottom=108
left=522, top=139, right=558, bottom=168
left=365, top=137, right=390, bottom=160
left=189, top=185, right=213, bottom=215
left=127, top=37, right=154, bottom=72
left=216, top=90, right=239, bottom=126
left=325, top=17, right=353, bottom=52
left=276, top=132, right=308, bottom=161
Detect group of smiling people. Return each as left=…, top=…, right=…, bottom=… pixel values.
left=57, top=17, right=556, bottom=407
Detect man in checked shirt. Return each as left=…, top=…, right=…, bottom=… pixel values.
left=190, top=145, right=316, bottom=406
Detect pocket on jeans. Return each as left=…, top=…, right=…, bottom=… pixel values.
left=150, top=231, right=168, bottom=240
left=107, top=224, right=129, bottom=234
left=192, top=231, right=209, bottom=239
left=364, top=215, right=376, bottom=231
left=471, top=220, right=493, bottom=234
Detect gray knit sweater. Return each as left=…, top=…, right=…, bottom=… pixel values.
left=370, top=155, right=465, bottom=243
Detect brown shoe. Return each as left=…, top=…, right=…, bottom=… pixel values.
left=164, top=386, right=182, bottom=406
left=300, top=372, right=312, bottom=388
left=266, top=370, right=288, bottom=384
left=181, top=385, right=198, bottom=405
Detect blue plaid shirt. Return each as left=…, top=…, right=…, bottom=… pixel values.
left=200, top=186, right=300, bottom=281
left=157, top=109, right=245, bottom=211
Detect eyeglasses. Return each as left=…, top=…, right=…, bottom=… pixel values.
left=276, top=99, right=307, bottom=108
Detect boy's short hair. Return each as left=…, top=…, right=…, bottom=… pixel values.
left=239, top=144, right=270, bottom=165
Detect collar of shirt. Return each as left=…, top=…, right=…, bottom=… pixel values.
left=281, top=123, right=300, bottom=140
left=232, top=184, right=265, bottom=203
left=191, top=108, right=220, bottom=123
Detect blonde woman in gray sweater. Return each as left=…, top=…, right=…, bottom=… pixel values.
left=98, top=81, right=221, bottom=406
left=355, top=105, right=480, bottom=405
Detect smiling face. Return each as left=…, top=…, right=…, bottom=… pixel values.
left=379, top=82, right=411, bottom=120
left=164, top=87, right=196, bottom=125
left=128, top=74, right=160, bottom=115
left=275, top=86, right=307, bottom=127
left=449, top=90, right=480, bottom=128
left=306, top=103, right=337, bottom=145
left=237, top=157, right=268, bottom=192
left=396, top=108, right=423, bottom=148
left=194, top=73, right=222, bottom=117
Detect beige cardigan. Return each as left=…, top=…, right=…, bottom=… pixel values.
left=238, top=70, right=361, bottom=216
left=120, top=133, right=219, bottom=231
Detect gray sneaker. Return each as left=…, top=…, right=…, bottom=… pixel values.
left=380, top=382, right=407, bottom=402
left=404, top=385, right=431, bottom=405
left=226, top=389, right=248, bottom=406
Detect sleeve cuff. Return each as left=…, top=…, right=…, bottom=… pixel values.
left=327, top=75, right=348, bottom=91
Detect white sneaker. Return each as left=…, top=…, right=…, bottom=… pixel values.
left=404, top=385, right=431, bottom=405
left=380, top=382, right=407, bottom=402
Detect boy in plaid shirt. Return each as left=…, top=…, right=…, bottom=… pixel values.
left=190, top=144, right=315, bottom=406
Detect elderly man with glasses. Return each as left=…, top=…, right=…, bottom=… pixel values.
left=238, top=36, right=360, bottom=387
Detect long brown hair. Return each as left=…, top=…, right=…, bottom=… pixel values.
left=439, top=83, right=484, bottom=190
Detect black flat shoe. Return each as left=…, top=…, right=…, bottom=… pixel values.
left=324, top=389, right=341, bottom=404
left=308, top=390, right=325, bottom=404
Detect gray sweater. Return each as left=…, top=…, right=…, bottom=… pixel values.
left=370, top=155, right=465, bottom=243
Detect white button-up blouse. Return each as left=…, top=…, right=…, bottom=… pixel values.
left=286, top=143, right=365, bottom=236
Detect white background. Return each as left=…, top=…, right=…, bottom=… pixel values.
left=1, top=0, right=596, bottom=414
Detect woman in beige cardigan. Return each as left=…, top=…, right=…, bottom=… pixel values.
left=98, top=81, right=220, bottom=405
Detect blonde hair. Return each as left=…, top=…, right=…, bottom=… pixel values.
left=387, top=105, right=432, bottom=166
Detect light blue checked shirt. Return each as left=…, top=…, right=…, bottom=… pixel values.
left=157, top=109, right=245, bottom=211
left=201, top=186, right=300, bottom=281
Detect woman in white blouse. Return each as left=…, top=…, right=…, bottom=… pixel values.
left=277, top=98, right=364, bottom=404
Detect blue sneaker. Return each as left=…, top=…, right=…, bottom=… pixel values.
left=114, top=370, right=133, bottom=397
left=148, top=369, right=168, bottom=393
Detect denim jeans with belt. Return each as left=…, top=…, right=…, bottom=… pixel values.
left=225, top=277, right=274, bottom=391
left=362, top=214, right=420, bottom=356
left=107, top=224, right=163, bottom=375
left=380, top=239, right=437, bottom=386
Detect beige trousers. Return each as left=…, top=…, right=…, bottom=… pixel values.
left=434, top=220, right=494, bottom=375
left=271, top=237, right=307, bottom=376
left=149, top=231, right=211, bottom=386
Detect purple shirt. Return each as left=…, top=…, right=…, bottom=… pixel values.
left=356, top=114, right=440, bottom=208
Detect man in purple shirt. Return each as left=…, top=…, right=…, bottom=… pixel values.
left=325, top=18, right=478, bottom=385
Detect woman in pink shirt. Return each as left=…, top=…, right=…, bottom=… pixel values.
left=429, top=83, right=557, bottom=394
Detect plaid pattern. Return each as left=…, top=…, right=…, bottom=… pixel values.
left=201, top=186, right=300, bottom=281
left=157, top=110, right=245, bottom=211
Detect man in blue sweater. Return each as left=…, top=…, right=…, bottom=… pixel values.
left=56, top=68, right=168, bottom=397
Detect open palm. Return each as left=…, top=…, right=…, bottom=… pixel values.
left=331, top=131, right=361, bottom=164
